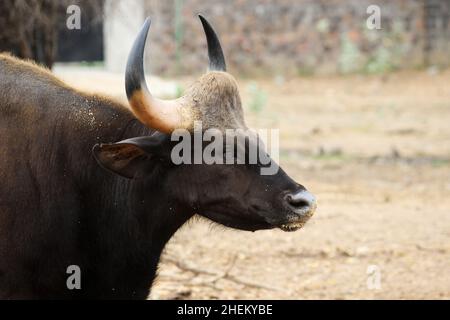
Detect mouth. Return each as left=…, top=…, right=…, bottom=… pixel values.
left=276, top=203, right=316, bottom=232
left=278, top=221, right=307, bottom=232
left=273, top=206, right=315, bottom=232
left=248, top=204, right=314, bottom=232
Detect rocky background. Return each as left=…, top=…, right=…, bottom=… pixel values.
left=144, top=0, right=450, bottom=76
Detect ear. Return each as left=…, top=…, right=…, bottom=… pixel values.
left=92, top=134, right=168, bottom=179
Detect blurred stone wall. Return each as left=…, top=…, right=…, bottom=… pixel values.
left=139, top=0, right=449, bottom=76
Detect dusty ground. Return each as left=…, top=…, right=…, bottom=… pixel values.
left=56, top=67, right=450, bottom=299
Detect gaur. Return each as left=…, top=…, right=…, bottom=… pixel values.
left=0, top=15, right=316, bottom=299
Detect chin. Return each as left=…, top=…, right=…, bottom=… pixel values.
left=226, top=221, right=275, bottom=232
left=199, top=211, right=275, bottom=232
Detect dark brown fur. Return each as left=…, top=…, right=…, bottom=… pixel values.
left=0, top=53, right=313, bottom=299
left=0, top=54, right=162, bottom=299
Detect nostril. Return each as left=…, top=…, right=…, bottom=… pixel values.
left=285, top=191, right=316, bottom=212
left=293, top=199, right=310, bottom=208
left=286, top=195, right=309, bottom=208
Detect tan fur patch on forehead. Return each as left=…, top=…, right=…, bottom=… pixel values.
left=198, top=71, right=239, bottom=91
left=184, top=71, right=246, bottom=130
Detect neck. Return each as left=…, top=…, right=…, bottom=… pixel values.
left=79, top=114, right=194, bottom=299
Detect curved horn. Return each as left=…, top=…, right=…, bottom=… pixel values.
left=125, top=18, right=190, bottom=133
left=199, top=14, right=226, bottom=71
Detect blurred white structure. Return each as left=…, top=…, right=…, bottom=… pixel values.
left=55, top=0, right=179, bottom=100
left=104, top=0, right=145, bottom=73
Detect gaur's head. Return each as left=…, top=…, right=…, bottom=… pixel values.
left=93, top=16, right=316, bottom=232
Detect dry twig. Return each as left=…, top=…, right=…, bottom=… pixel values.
left=162, top=255, right=284, bottom=292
